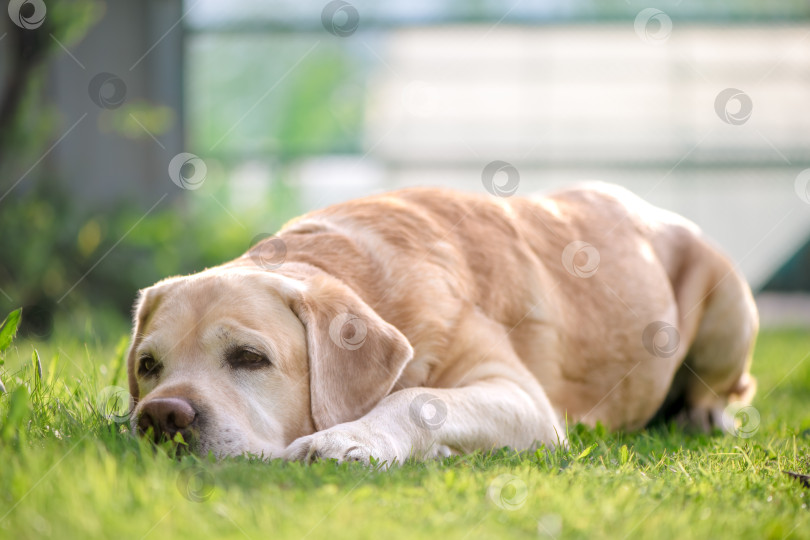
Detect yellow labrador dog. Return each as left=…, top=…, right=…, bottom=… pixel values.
left=128, top=183, right=758, bottom=464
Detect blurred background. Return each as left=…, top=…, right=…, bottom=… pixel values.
left=1, top=0, right=809, bottom=341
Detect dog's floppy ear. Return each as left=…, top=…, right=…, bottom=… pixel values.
left=126, top=287, right=163, bottom=405
left=287, top=273, right=413, bottom=431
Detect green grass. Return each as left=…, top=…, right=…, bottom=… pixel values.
left=1, top=328, right=809, bottom=540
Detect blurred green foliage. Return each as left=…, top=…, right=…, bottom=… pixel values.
left=0, top=0, right=103, bottom=157
left=186, top=35, right=365, bottom=158
left=2, top=4, right=368, bottom=340
left=0, top=178, right=299, bottom=340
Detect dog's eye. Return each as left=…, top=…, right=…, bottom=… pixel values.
left=138, top=355, right=162, bottom=378
left=227, top=348, right=271, bottom=370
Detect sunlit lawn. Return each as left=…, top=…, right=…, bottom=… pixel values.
left=1, top=324, right=809, bottom=540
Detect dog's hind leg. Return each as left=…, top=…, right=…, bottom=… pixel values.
left=668, top=253, right=759, bottom=433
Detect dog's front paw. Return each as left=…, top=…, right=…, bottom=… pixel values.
left=284, top=425, right=403, bottom=467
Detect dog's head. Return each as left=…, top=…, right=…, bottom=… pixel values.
left=126, top=266, right=412, bottom=458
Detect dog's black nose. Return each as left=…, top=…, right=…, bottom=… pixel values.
left=137, top=397, right=197, bottom=441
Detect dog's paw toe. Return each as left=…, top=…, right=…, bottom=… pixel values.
left=433, top=444, right=453, bottom=458
left=284, top=429, right=394, bottom=467
left=342, top=444, right=374, bottom=463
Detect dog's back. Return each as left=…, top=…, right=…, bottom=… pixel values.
left=279, top=185, right=757, bottom=431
